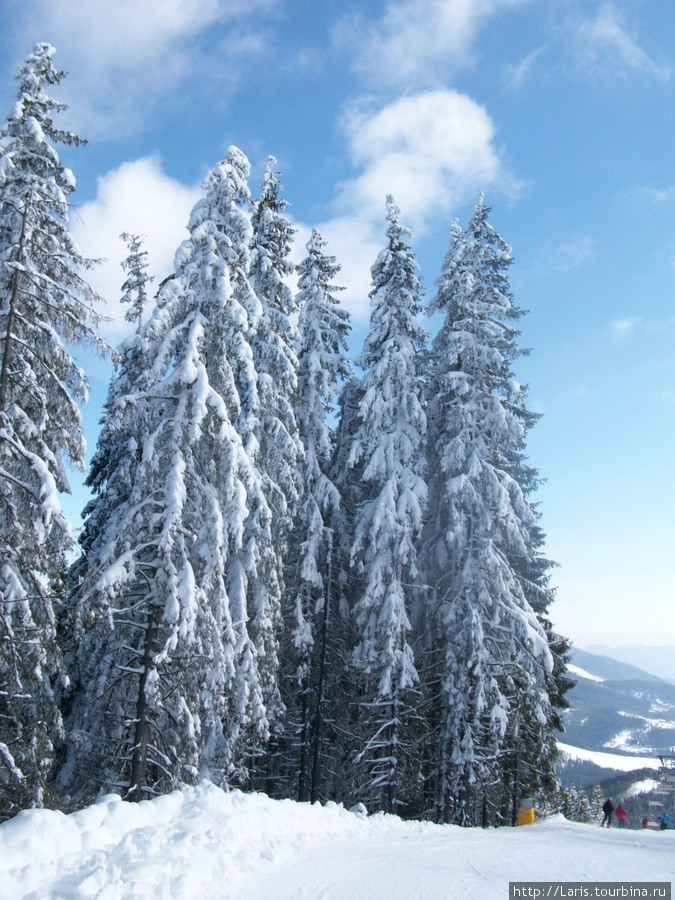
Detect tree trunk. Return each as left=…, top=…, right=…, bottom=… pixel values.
left=385, top=694, right=399, bottom=815
left=310, top=532, right=333, bottom=803
left=511, top=752, right=519, bottom=827
left=127, top=609, right=158, bottom=802
left=297, top=674, right=310, bottom=802
left=0, top=195, right=31, bottom=413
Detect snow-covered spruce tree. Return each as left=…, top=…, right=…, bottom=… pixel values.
left=347, top=197, right=427, bottom=814
left=422, top=196, right=554, bottom=826
left=68, top=236, right=154, bottom=591
left=498, top=500, right=572, bottom=820
left=119, top=232, right=153, bottom=330
left=246, top=159, right=302, bottom=781
left=67, top=148, right=272, bottom=803
left=319, top=372, right=366, bottom=804
left=491, top=298, right=571, bottom=811
left=0, top=43, right=105, bottom=815
left=279, top=229, right=350, bottom=802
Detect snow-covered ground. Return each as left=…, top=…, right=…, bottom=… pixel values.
left=557, top=741, right=659, bottom=771
left=568, top=663, right=604, bottom=683
left=623, top=778, right=660, bottom=799
left=1, top=782, right=673, bottom=899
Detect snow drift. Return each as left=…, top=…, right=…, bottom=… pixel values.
left=1, top=782, right=674, bottom=899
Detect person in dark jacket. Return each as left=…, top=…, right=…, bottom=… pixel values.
left=601, top=798, right=614, bottom=827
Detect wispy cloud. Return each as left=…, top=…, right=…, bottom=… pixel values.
left=505, top=46, right=545, bottom=91
left=637, top=185, right=675, bottom=205
left=8, top=0, right=278, bottom=137
left=610, top=316, right=640, bottom=341
left=575, top=3, right=671, bottom=82
left=336, top=0, right=531, bottom=91
left=535, top=235, right=594, bottom=275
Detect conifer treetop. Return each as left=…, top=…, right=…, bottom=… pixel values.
left=120, top=232, right=153, bottom=328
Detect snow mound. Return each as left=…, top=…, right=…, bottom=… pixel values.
left=1, top=782, right=674, bottom=899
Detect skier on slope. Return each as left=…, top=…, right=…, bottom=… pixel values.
left=615, top=803, right=627, bottom=828
left=601, top=798, right=614, bottom=827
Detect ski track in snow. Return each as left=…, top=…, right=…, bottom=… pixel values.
left=0, top=783, right=674, bottom=899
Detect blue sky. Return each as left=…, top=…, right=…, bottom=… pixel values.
left=1, top=0, right=673, bottom=648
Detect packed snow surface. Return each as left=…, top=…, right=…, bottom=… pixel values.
left=1, top=782, right=674, bottom=899
left=622, top=778, right=660, bottom=799
left=558, top=741, right=659, bottom=771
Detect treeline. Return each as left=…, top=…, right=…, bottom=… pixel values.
left=0, top=44, right=572, bottom=826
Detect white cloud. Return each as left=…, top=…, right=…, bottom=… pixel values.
left=339, top=91, right=510, bottom=231
left=305, top=90, right=516, bottom=321
left=338, top=0, right=530, bottom=90
left=10, top=0, right=277, bottom=136
left=575, top=3, right=671, bottom=81
left=70, top=90, right=514, bottom=330
left=610, top=316, right=640, bottom=341
left=70, top=156, right=201, bottom=338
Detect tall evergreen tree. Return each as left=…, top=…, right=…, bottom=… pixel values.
left=422, top=196, right=554, bottom=826
left=0, top=43, right=104, bottom=814
left=347, top=197, right=427, bottom=813
left=72, top=235, right=153, bottom=579
left=67, top=148, right=272, bottom=802
left=247, top=158, right=302, bottom=751
left=281, top=229, right=350, bottom=801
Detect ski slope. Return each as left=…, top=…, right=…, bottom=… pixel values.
left=0, top=782, right=673, bottom=899
left=557, top=741, right=659, bottom=771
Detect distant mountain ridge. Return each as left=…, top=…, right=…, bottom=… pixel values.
left=558, top=648, right=671, bottom=814
left=562, top=648, right=675, bottom=758
left=584, top=645, right=675, bottom=684
left=571, top=648, right=671, bottom=685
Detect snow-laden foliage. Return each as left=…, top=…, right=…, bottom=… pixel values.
left=0, top=43, right=105, bottom=814
left=291, top=230, right=350, bottom=672
left=67, top=148, right=272, bottom=802
left=247, top=158, right=302, bottom=743
left=71, top=236, right=154, bottom=578
left=0, top=41, right=566, bottom=822
left=347, top=197, right=427, bottom=812
left=281, top=229, right=351, bottom=801
left=422, top=196, right=554, bottom=825
left=119, top=232, right=153, bottom=329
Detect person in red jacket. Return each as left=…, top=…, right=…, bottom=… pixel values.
left=615, top=803, right=627, bottom=828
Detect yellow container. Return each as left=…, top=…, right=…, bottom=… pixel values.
left=518, top=806, right=535, bottom=826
